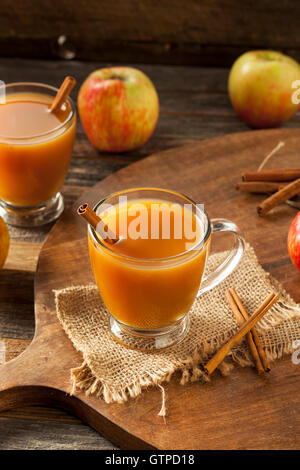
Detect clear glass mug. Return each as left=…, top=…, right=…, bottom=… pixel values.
left=0, top=82, right=76, bottom=227
left=88, top=188, right=245, bottom=350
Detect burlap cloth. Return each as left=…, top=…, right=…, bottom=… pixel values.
left=55, top=243, right=300, bottom=412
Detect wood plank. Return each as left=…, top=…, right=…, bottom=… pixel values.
left=0, top=406, right=80, bottom=423
left=73, top=133, right=196, bottom=161
left=0, top=337, right=29, bottom=363
left=7, top=225, right=52, bottom=244
left=0, top=417, right=116, bottom=450
left=0, top=1, right=300, bottom=64
left=0, top=58, right=230, bottom=92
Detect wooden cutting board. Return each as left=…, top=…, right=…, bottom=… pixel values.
left=0, top=128, right=300, bottom=450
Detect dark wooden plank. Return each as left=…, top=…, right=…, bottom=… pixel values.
left=1, top=1, right=300, bottom=65
left=4, top=242, right=41, bottom=273
left=7, top=225, right=53, bottom=244
left=73, top=133, right=196, bottom=161
left=0, top=417, right=116, bottom=450
left=0, top=406, right=80, bottom=423
left=0, top=58, right=230, bottom=92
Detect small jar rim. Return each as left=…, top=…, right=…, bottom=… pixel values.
left=0, top=82, right=75, bottom=141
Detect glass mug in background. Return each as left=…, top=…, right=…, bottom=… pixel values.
left=88, top=188, right=245, bottom=350
left=0, top=82, right=76, bottom=227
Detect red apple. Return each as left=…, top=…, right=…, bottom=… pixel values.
left=228, top=50, right=300, bottom=128
left=288, top=211, right=300, bottom=271
left=78, top=67, right=159, bottom=152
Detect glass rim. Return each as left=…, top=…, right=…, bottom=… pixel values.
left=0, top=81, right=75, bottom=141
left=88, top=187, right=211, bottom=263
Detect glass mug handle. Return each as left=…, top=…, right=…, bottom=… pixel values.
left=197, top=218, right=246, bottom=296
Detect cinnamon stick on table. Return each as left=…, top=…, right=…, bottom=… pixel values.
left=226, top=289, right=270, bottom=373
left=257, top=177, right=300, bottom=216
left=242, top=168, right=300, bottom=182
left=205, top=293, right=279, bottom=375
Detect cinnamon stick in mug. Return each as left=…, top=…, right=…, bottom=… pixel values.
left=77, top=203, right=119, bottom=244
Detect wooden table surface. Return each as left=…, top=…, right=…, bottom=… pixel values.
left=0, top=58, right=299, bottom=450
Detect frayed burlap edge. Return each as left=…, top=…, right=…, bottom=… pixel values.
left=68, top=343, right=234, bottom=417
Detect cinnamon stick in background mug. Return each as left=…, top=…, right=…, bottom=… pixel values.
left=50, top=76, right=76, bottom=114
left=77, top=203, right=118, bottom=244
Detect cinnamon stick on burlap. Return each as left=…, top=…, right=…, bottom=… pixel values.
left=225, top=290, right=264, bottom=373
left=227, top=289, right=270, bottom=372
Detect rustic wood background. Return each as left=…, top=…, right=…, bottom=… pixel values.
left=1, top=0, right=300, bottom=65
left=1, top=0, right=300, bottom=451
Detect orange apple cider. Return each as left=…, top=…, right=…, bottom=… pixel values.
left=88, top=199, right=210, bottom=330
left=0, top=92, right=76, bottom=206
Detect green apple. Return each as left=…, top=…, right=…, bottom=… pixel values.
left=78, top=67, right=159, bottom=152
left=228, top=50, right=300, bottom=128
